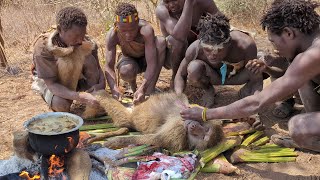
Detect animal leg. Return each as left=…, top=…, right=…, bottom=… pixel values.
left=104, top=134, right=156, bottom=149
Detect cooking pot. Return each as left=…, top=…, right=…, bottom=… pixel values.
left=24, top=112, right=83, bottom=156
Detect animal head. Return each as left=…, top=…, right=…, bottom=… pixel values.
left=185, top=120, right=223, bottom=150
left=47, top=30, right=95, bottom=57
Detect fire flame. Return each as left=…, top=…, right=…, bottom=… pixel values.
left=48, top=154, right=64, bottom=177
left=64, top=136, right=75, bottom=153
left=19, top=171, right=40, bottom=180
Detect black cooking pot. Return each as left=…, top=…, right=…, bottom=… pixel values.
left=24, top=112, right=83, bottom=156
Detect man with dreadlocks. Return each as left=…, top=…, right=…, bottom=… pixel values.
left=156, top=0, right=220, bottom=87
left=181, top=0, right=320, bottom=152
left=175, top=13, right=262, bottom=107
left=32, top=7, right=105, bottom=112
left=105, top=3, right=166, bottom=104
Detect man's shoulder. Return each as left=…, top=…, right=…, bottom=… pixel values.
left=231, top=31, right=256, bottom=50
left=186, top=40, right=200, bottom=59
left=155, top=4, right=169, bottom=20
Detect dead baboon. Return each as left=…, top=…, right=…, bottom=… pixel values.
left=47, top=31, right=95, bottom=91
left=96, top=92, right=224, bottom=151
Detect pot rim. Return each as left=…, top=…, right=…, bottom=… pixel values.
left=24, top=112, right=83, bottom=136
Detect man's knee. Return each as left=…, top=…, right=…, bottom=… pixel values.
left=119, top=64, right=138, bottom=82
left=187, top=60, right=207, bottom=85
left=288, top=114, right=309, bottom=146
left=51, top=96, right=72, bottom=112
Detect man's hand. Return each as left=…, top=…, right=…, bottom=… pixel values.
left=133, top=89, right=145, bottom=105
left=78, top=92, right=99, bottom=108
left=233, top=114, right=265, bottom=131
left=180, top=106, right=203, bottom=122
left=111, top=86, right=122, bottom=101
left=245, top=59, right=267, bottom=74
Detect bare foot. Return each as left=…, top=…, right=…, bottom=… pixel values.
left=272, top=99, right=295, bottom=118
left=201, top=87, right=216, bottom=108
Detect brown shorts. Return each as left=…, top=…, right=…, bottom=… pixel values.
left=116, top=54, right=147, bottom=73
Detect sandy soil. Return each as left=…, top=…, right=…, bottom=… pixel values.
left=0, top=35, right=319, bottom=179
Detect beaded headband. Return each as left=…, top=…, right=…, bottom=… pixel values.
left=115, top=13, right=139, bottom=23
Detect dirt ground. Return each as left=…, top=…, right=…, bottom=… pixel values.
left=0, top=35, right=320, bottom=179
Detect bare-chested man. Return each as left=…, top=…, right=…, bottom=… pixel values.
left=105, top=3, right=166, bottom=105
left=181, top=0, right=320, bottom=152
left=175, top=13, right=263, bottom=107
left=32, top=7, right=105, bottom=112
left=156, top=0, right=220, bottom=85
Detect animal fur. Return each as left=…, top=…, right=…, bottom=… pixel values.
left=95, top=91, right=224, bottom=152
left=47, top=31, right=95, bottom=91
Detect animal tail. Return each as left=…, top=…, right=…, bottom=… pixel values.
left=94, top=90, right=132, bottom=128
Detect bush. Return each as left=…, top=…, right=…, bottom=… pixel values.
left=215, top=0, right=271, bottom=30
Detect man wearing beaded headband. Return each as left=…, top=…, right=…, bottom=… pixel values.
left=174, top=13, right=263, bottom=108
left=105, top=3, right=166, bottom=105
left=156, top=0, right=220, bottom=87
left=181, top=0, right=320, bottom=152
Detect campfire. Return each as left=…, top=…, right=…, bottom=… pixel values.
left=19, top=171, right=40, bottom=180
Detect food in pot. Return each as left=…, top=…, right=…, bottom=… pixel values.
left=28, top=116, right=77, bottom=134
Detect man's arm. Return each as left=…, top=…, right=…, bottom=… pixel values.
left=104, top=28, right=120, bottom=98
left=135, top=25, right=158, bottom=96
left=44, top=77, right=80, bottom=100
left=155, top=0, right=195, bottom=42
left=174, top=41, right=199, bottom=94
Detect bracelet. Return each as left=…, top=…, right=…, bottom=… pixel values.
left=202, top=108, right=208, bottom=122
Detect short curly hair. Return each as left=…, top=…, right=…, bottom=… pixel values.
left=197, top=13, right=230, bottom=45
left=56, top=7, right=87, bottom=30
left=115, top=3, right=137, bottom=17
left=261, top=0, right=320, bottom=35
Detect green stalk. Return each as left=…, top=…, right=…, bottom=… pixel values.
left=256, top=144, right=280, bottom=149
left=116, top=145, right=151, bottom=159
left=249, top=136, right=270, bottom=147
left=236, top=155, right=296, bottom=163
left=84, top=115, right=112, bottom=121
left=123, top=146, right=158, bottom=157
left=241, top=131, right=264, bottom=147
left=201, top=154, right=237, bottom=174
left=188, top=165, right=201, bottom=180
left=231, top=148, right=297, bottom=163
left=87, top=128, right=120, bottom=133
left=80, top=123, right=115, bottom=131
left=201, top=163, right=220, bottom=173
left=226, top=129, right=256, bottom=136
left=200, top=136, right=242, bottom=167
left=253, top=147, right=295, bottom=153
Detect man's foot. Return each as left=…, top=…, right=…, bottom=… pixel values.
left=238, top=81, right=263, bottom=99
left=271, top=135, right=299, bottom=148
left=272, top=100, right=295, bottom=118
left=201, top=88, right=216, bottom=108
